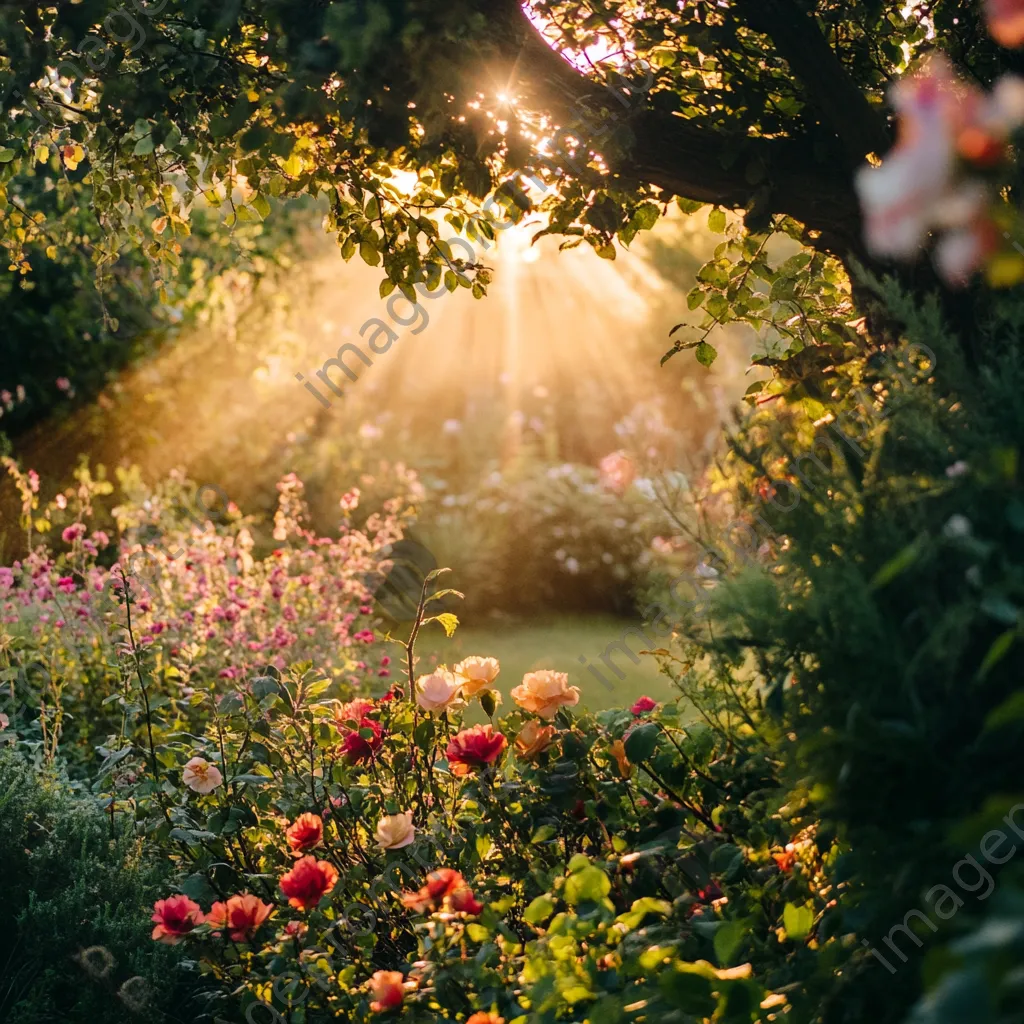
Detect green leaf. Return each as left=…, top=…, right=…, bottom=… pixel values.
left=686, top=287, right=704, bottom=311
left=783, top=902, right=814, bottom=941
left=524, top=895, right=557, bottom=925
left=978, top=628, right=1017, bottom=680
left=713, top=920, right=746, bottom=965
left=133, top=136, right=154, bottom=156
left=0, top=148, right=15, bottom=163
left=360, top=239, right=381, bottom=266
left=564, top=865, right=611, bottom=905
left=676, top=197, right=705, bottom=214
left=708, top=208, right=726, bottom=233
left=624, top=722, right=659, bottom=763
left=633, top=201, right=660, bottom=231
left=413, top=719, right=435, bottom=749
left=695, top=341, right=717, bottom=367
left=870, top=536, right=926, bottom=589
left=984, top=688, right=1024, bottom=731
left=252, top=194, right=271, bottom=219
left=660, top=967, right=716, bottom=1015
left=530, top=824, right=558, bottom=844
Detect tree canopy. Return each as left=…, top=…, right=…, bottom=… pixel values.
left=1, top=0, right=1015, bottom=298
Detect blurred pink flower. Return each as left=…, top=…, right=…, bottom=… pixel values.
left=856, top=56, right=1024, bottom=285
left=599, top=451, right=635, bottom=495
left=62, top=523, right=86, bottom=544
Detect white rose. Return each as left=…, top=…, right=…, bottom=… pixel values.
left=416, top=669, right=466, bottom=711
left=375, top=811, right=416, bottom=851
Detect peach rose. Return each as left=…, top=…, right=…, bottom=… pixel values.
left=206, top=893, right=274, bottom=942
left=182, top=756, right=223, bottom=794
left=375, top=810, right=416, bottom=851
left=515, top=720, right=556, bottom=759
left=467, top=1014, right=505, bottom=1024
left=454, top=656, right=500, bottom=697
left=416, top=668, right=465, bottom=712
left=987, top=0, right=1024, bottom=47
left=510, top=670, right=580, bottom=720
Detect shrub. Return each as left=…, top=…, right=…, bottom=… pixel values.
left=0, top=747, right=201, bottom=1023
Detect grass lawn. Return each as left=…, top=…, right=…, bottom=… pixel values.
left=414, top=613, right=679, bottom=713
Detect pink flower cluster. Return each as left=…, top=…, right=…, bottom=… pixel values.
left=0, top=467, right=417, bottom=695
left=857, top=27, right=1024, bottom=285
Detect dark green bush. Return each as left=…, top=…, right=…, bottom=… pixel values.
left=697, top=281, right=1024, bottom=1024
left=0, top=748, right=203, bottom=1023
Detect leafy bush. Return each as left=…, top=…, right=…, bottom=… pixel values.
left=660, top=281, right=1024, bottom=1024
left=0, top=746, right=200, bottom=1023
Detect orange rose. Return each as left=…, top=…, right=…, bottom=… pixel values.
left=515, top=720, right=556, bottom=760
left=445, top=724, right=507, bottom=777
left=206, top=894, right=274, bottom=942
left=286, top=812, right=324, bottom=855
left=467, top=1014, right=504, bottom=1024
left=151, top=895, right=203, bottom=944
left=279, top=856, right=339, bottom=911
left=510, top=670, right=580, bottom=720
left=773, top=845, right=797, bottom=873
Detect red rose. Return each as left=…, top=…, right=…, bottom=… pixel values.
left=450, top=886, right=484, bottom=916
left=334, top=699, right=376, bottom=727
left=697, top=881, right=724, bottom=903
left=335, top=699, right=384, bottom=763
left=630, top=695, right=657, bottom=715
left=151, top=895, right=203, bottom=944
left=368, top=970, right=408, bottom=1012
left=402, top=868, right=466, bottom=912
left=206, top=894, right=274, bottom=941
left=286, top=812, right=324, bottom=855
left=280, top=856, right=339, bottom=911
left=340, top=718, right=383, bottom=762
left=445, top=724, right=507, bottom=777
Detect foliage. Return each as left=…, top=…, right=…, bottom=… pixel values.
left=0, top=1, right=1014, bottom=325
left=0, top=169, right=311, bottom=441
left=0, top=746, right=201, bottom=1023
left=644, top=280, right=1024, bottom=1024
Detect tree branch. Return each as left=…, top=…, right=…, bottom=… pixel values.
left=730, top=0, right=891, bottom=162
left=485, top=0, right=869, bottom=259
